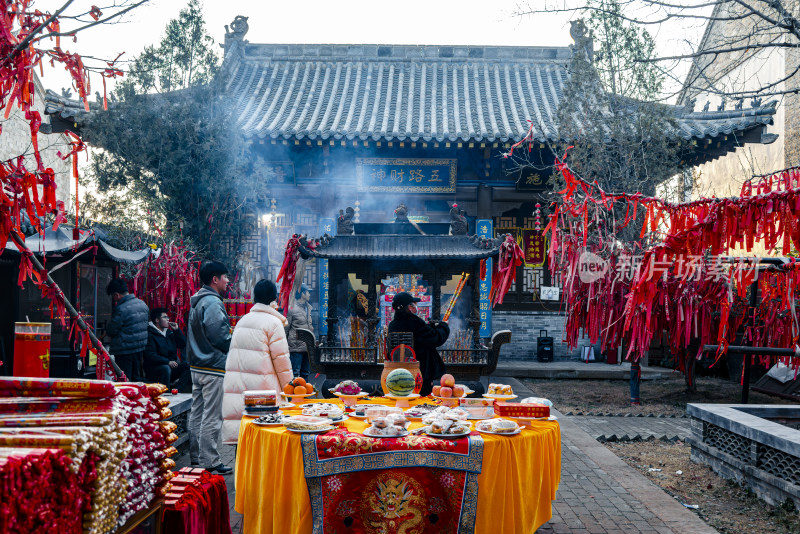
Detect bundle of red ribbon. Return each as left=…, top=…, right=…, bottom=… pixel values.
left=132, top=242, right=201, bottom=331
left=544, top=151, right=800, bottom=370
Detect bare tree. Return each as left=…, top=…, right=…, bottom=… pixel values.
left=514, top=0, right=800, bottom=99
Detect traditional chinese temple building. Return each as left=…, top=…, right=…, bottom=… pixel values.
left=46, top=17, right=779, bottom=360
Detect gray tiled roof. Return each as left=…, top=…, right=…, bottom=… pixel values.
left=299, top=235, right=502, bottom=260
left=224, top=43, right=777, bottom=144
left=4, top=226, right=151, bottom=264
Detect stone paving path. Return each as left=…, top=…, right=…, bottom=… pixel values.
left=535, top=412, right=714, bottom=534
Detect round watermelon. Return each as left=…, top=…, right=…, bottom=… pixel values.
left=386, top=368, right=415, bottom=396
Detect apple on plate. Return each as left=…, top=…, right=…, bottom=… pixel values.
left=440, top=387, right=453, bottom=398
left=440, top=374, right=455, bottom=388
left=432, top=385, right=442, bottom=396
left=453, top=385, right=464, bottom=398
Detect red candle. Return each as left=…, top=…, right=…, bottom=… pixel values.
left=12, top=323, right=51, bottom=378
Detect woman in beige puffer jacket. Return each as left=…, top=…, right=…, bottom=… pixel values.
left=221, top=280, right=293, bottom=444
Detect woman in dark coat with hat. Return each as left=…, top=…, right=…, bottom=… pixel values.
left=388, top=292, right=450, bottom=396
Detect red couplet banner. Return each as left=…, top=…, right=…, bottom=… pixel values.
left=523, top=231, right=547, bottom=267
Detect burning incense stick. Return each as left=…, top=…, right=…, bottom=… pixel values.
left=443, top=273, right=470, bottom=322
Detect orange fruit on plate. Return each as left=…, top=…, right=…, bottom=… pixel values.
left=306, top=383, right=314, bottom=393
left=293, top=385, right=307, bottom=395
left=292, top=377, right=306, bottom=387
left=283, top=384, right=294, bottom=395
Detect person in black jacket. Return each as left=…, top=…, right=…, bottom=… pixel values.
left=388, top=292, right=450, bottom=396
left=144, top=308, right=190, bottom=392
left=105, top=278, right=149, bottom=381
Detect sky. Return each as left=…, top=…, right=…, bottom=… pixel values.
left=36, top=0, right=578, bottom=94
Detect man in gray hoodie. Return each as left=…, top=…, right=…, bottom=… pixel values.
left=187, top=260, right=233, bottom=474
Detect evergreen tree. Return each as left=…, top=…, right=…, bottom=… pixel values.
left=118, top=0, right=219, bottom=95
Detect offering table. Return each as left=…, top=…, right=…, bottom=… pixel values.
left=234, top=398, right=560, bottom=534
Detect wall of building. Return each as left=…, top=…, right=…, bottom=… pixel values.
left=0, top=76, right=71, bottom=205
left=682, top=3, right=793, bottom=204
left=492, top=310, right=601, bottom=361
left=784, top=47, right=800, bottom=168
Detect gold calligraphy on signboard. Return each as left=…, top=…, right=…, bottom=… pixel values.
left=356, top=158, right=457, bottom=193
left=255, top=161, right=296, bottom=184
left=518, top=172, right=555, bottom=190
left=523, top=230, right=547, bottom=267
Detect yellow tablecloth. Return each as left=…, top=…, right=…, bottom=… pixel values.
left=234, top=398, right=561, bottom=534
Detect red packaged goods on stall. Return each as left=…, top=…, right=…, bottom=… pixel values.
left=12, top=322, right=51, bottom=378
left=494, top=402, right=550, bottom=419
left=0, top=377, right=116, bottom=398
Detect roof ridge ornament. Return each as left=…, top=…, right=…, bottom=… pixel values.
left=569, top=19, right=593, bottom=62
left=224, top=15, right=249, bottom=53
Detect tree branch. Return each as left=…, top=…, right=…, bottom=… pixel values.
left=9, top=0, right=75, bottom=55
left=31, top=0, right=150, bottom=42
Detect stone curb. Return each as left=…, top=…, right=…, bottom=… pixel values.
left=596, top=434, right=683, bottom=443
left=564, top=411, right=690, bottom=418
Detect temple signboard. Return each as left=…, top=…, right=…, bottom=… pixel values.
left=256, top=161, right=296, bottom=184
left=516, top=171, right=555, bottom=191
left=356, top=158, right=457, bottom=193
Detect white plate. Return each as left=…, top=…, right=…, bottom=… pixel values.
left=300, top=402, right=340, bottom=409
left=327, top=414, right=350, bottom=423
left=285, top=426, right=334, bottom=434
left=278, top=402, right=295, bottom=409
left=253, top=418, right=285, bottom=427
left=363, top=428, right=410, bottom=439
left=483, top=394, right=518, bottom=400
left=404, top=409, right=440, bottom=420
left=329, top=390, right=369, bottom=398
left=467, top=414, right=494, bottom=420
left=350, top=404, right=387, bottom=411
left=384, top=393, right=421, bottom=400
left=423, top=427, right=472, bottom=439
left=476, top=428, right=521, bottom=436
left=243, top=409, right=279, bottom=417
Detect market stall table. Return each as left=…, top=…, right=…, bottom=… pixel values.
left=235, top=397, right=560, bottom=534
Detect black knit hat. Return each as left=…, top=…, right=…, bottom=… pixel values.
left=391, top=292, right=421, bottom=309
left=254, top=279, right=279, bottom=305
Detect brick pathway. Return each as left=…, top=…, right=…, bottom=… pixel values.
left=535, top=413, right=715, bottom=534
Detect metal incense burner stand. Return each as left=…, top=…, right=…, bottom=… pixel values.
left=293, top=215, right=511, bottom=396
